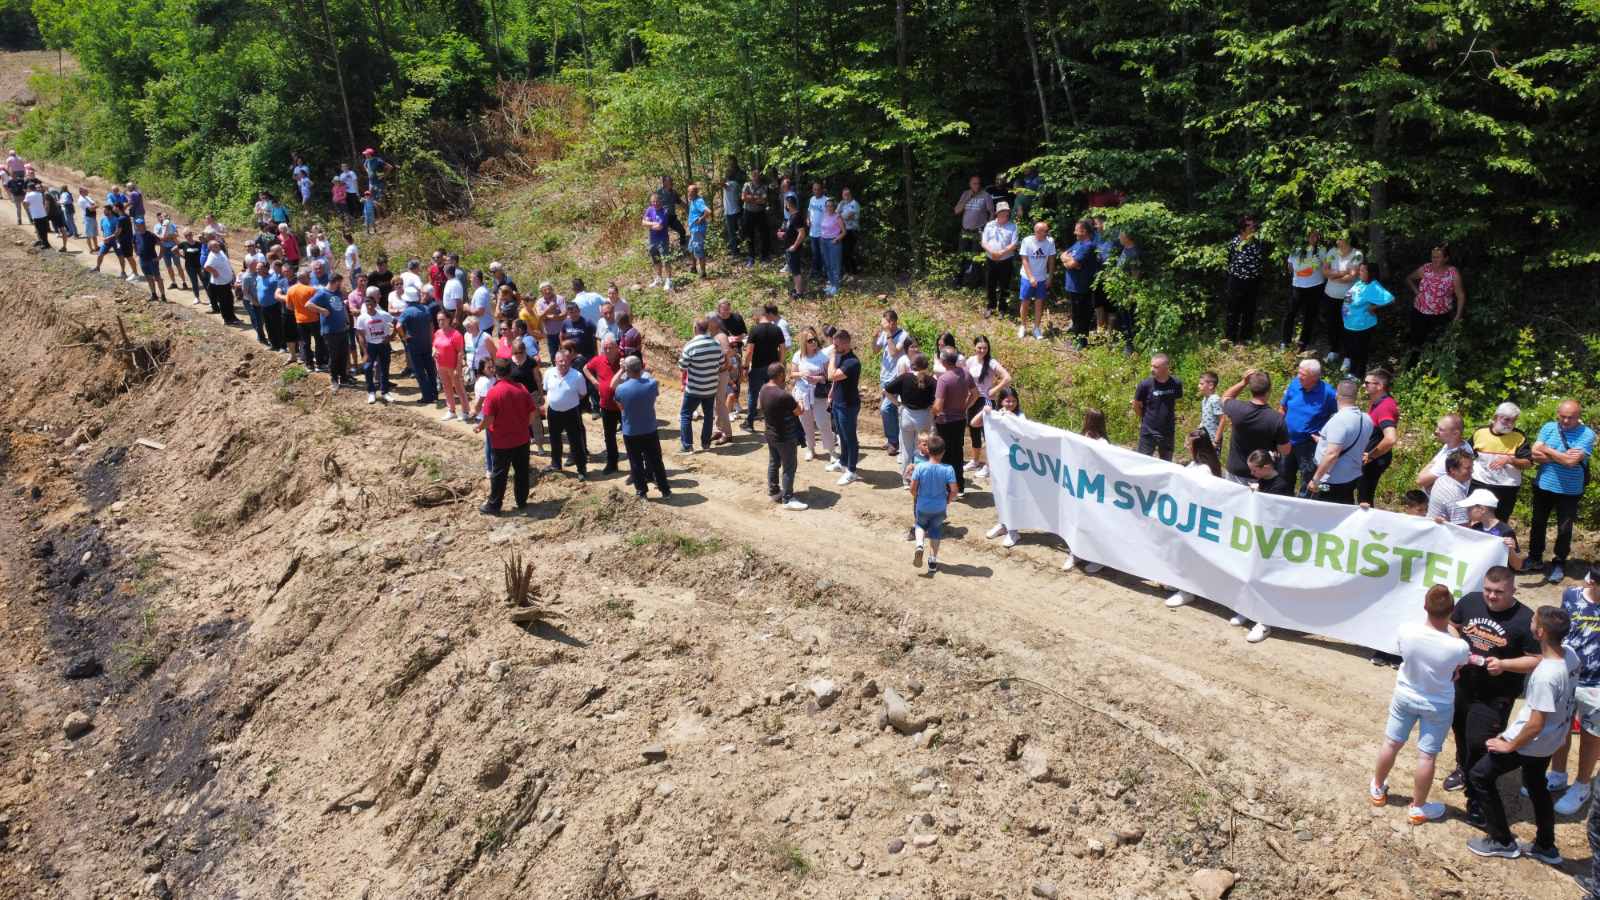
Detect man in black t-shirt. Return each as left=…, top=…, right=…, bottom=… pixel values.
left=1132, top=353, right=1183, bottom=460
left=1444, top=566, right=1543, bottom=827
left=744, top=303, right=787, bottom=431
left=829, top=330, right=864, bottom=484
left=1221, top=369, right=1292, bottom=482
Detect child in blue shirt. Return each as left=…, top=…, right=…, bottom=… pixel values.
left=910, top=434, right=958, bottom=573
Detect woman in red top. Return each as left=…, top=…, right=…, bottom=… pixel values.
left=1403, top=244, right=1465, bottom=365
left=432, top=311, right=469, bottom=421
left=1359, top=368, right=1401, bottom=506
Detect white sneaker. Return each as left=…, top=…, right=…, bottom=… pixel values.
left=1555, top=781, right=1591, bottom=816
left=1016, top=324, right=1025, bottom=338
left=1083, top=563, right=1104, bottom=574
left=824, top=461, right=842, bottom=473
left=912, top=544, right=925, bottom=568
left=648, top=277, right=660, bottom=288
left=383, top=392, right=396, bottom=403
left=1229, top=615, right=1247, bottom=627
left=986, top=523, right=1006, bottom=539
left=367, top=392, right=377, bottom=404
left=974, top=465, right=990, bottom=479
left=126, top=274, right=141, bottom=283
left=1032, top=326, right=1043, bottom=340
left=1407, top=802, right=1446, bottom=824
left=803, top=449, right=815, bottom=462
left=1062, top=552, right=1076, bottom=571
left=783, top=499, right=809, bottom=511
left=664, top=278, right=673, bottom=291
left=836, top=472, right=854, bottom=486
left=1001, top=531, right=1018, bottom=548
left=1246, top=623, right=1271, bottom=643
left=441, top=411, right=456, bottom=421
left=964, top=459, right=979, bottom=471
left=1340, top=357, right=1351, bottom=373
left=1165, top=591, right=1192, bottom=608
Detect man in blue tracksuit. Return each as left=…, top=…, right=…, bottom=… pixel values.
left=398, top=294, right=438, bottom=405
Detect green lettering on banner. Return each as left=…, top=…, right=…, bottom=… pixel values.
left=1253, top=524, right=1284, bottom=558
left=1230, top=516, right=1252, bottom=551
left=1359, top=541, right=1390, bottom=578
left=1314, top=532, right=1344, bottom=572
left=1392, top=547, right=1424, bottom=583
left=1424, top=552, right=1452, bottom=586
left=1281, top=529, right=1312, bottom=563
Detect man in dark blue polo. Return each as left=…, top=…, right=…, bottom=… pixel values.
left=1279, top=358, right=1338, bottom=496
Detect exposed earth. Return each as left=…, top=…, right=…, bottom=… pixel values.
left=0, top=63, right=1593, bottom=900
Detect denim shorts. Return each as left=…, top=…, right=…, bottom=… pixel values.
left=1019, top=278, right=1049, bottom=301
left=648, top=240, right=669, bottom=261
left=915, top=509, right=946, bottom=540
left=687, top=233, right=706, bottom=258
left=1385, top=691, right=1453, bottom=755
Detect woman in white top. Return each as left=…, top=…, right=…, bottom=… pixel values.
left=342, top=232, right=361, bottom=276
left=963, top=335, right=1012, bottom=479
left=1165, top=428, right=1271, bottom=643
left=790, top=327, right=837, bottom=462
left=930, top=332, right=965, bottom=374
left=1320, top=235, right=1363, bottom=366
left=978, top=388, right=1026, bottom=546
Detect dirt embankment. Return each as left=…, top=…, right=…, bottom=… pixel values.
left=0, top=209, right=1585, bottom=899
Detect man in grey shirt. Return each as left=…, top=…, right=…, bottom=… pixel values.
left=1467, top=605, right=1578, bottom=863
left=1305, top=379, right=1371, bottom=504
left=1427, top=449, right=1473, bottom=524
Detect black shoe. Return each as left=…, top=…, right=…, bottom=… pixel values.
left=1443, top=768, right=1466, bottom=792
left=478, top=503, right=501, bottom=516
left=927, top=561, right=939, bottom=574
left=660, top=490, right=673, bottom=500
left=1466, top=836, right=1519, bottom=859
left=1369, top=650, right=1401, bottom=668
left=602, top=466, right=619, bottom=475
left=1464, top=806, right=1488, bottom=830
left=1520, top=842, right=1563, bottom=866
left=542, top=465, right=561, bottom=474
left=576, top=473, right=588, bottom=482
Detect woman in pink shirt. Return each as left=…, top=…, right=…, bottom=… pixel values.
left=432, top=312, right=469, bottom=421
left=1403, top=244, right=1465, bottom=365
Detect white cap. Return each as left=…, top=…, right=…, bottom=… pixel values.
left=1456, top=488, right=1500, bottom=510
left=489, top=261, right=503, bottom=271
left=404, top=287, right=419, bottom=304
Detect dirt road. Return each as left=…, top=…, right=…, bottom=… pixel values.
left=0, top=156, right=1588, bottom=899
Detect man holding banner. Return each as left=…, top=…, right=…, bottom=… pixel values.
left=983, top=410, right=1507, bottom=653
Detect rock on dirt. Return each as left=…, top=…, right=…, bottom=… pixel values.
left=63, top=711, right=94, bottom=739
left=881, top=687, right=924, bottom=735
left=62, top=653, right=103, bottom=679
left=1020, top=743, right=1058, bottom=784
left=641, top=744, right=667, bottom=764
left=1189, top=868, right=1237, bottom=900
left=1031, top=879, right=1060, bottom=899
left=808, top=677, right=840, bottom=709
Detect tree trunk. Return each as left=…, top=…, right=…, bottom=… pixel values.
left=486, top=0, right=503, bottom=79
left=1019, top=2, right=1052, bottom=142
left=576, top=3, right=594, bottom=95
left=896, top=0, right=917, bottom=269
left=1177, top=11, right=1196, bottom=209
left=317, top=0, right=360, bottom=165
left=682, top=120, right=694, bottom=187
left=1042, top=0, right=1080, bottom=129
left=1369, top=97, right=1391, bottom=267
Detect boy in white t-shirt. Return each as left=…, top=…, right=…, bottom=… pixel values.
left=1370, top=584, right=1470, bottom=824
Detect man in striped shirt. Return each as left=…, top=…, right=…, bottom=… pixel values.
left=677, top=317, right=725, bottom=452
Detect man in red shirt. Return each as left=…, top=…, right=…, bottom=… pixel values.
left=584, top=336, right=624, bottom=474
left=476, top=358, right=539, bottom=515
left=428, top=248, right=448, bottom=300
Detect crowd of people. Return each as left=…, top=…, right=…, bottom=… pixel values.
left=21, top=143, right=1600, bottom=891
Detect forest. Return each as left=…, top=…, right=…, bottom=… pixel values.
left=9, top=0, right=1600, bottom=486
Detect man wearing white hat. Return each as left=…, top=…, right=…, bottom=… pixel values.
left=1459, top=487, right=1525, bottom=570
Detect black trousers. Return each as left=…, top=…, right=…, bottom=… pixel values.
left=206, top=282, right=239, bottom=323
left=297, top=322, right=327, bottom=370
left=325, top=331, right=350, bottom=383
left=843, top=230, right=859, bottom=274
left=1136, top=429, right=1174, bottom=461
left=1470, top=749, right=1555, bottom=849
left=767, top=437, right=798, bottom=502
left=1322, top=296, right=1345, bottom=355
left=1281, top=285, right=1322, bottom=348
left=1359, top=453, right=1392, bottom=506
left=740, top=209, right=769, bottom=260
left=1317, top=479, right=1359, bottom=504
left=1290, top=440, right=1318, bottom=497
left=935, top=420, right=967, bottom=494
left=664, top=212, right=689, bottom=248
left=260, top=304, right=285, bottom=350
left=1407, top=307, right=1452, bottom=365
left=486, top=442, right=531, bottom=510
left=547, top=407, right=588, bottom=474
left=623, top=432, right=671, bottom=496
left=1343, top=327, right=1374, bottom=380
left=600, top=408, right=621, bottom=470
left=1223, top=276, right=1260, bottom=343
left=1469, top=480, right=1521, bottom=523
left=1453, top=692, right=1516, bottom=808
left=1530, top=485, right=1581, bottom=563
left=984, top=257, right=1015, bottom=314
left=1068, top=291, right=1094, bottom=348
left=31, top=216, right=51, bottom=247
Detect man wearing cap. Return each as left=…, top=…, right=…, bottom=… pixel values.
left=489, top=260, right=517, bottom=294
left=1529, top=399, right=1595, bottom=584
left=980, top=201, right=1019, bottom=318
left=362, top=149, right=393, bottom=200
left=399, top=289, right=439, bottom=405
left=1469, top=402, right=1534, bottom=521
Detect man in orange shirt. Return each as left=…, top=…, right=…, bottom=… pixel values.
left=285, top=270, right=326, bottom=372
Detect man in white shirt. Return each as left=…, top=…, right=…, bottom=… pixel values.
left=441, top=267, right=465, bottom=318
left=542, top=349, right=589, bottom=480
left=1017, top=220, right=1055, bottom=340
left=981, top=202, right=1019, bottom=319
left=399, top=257, right=425, bottom=295
left=24, top=183, right=51, bottom=249
left=202, top=240, right=240, bottom=324
left=806, top=181, right=830, bottom=281
left=1416, top=413, right=1473, bottom=490
left=355, top=292, right=397, bottom=403
left=1370, top=584, right=1471, bottom=825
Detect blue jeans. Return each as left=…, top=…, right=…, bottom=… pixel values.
left=879, top=394, right=899, bottom=451
left=810, top=236, right=825, bottom=277
left=679, top=393, right=715, bottom=450
left=821, top=239, right=843, bottom=291
left=830, top=403, right=861, bottom=472
left=746, top=368, right=770, bottom=429
left=364, top=341, right=392, bottom=394
left=404, top=340, right=438, bottom=402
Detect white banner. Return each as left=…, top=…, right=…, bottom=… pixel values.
left=984, top=414, right=1508, bottom=652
